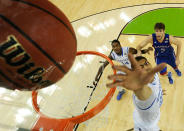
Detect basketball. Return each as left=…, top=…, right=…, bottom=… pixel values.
left=0, top=0, right=77, bottom=91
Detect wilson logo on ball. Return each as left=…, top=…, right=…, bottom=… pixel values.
left=0, top=35, right=53, bottom=88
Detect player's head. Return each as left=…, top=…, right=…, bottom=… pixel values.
left=135, top=56, right=152, bottom=72
left=111, top=39, right=121, bottom=54
left=154, top=22, right=165, bottom=40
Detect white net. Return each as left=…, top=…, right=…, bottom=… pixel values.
left=36, top=52, right=114, bottom=119
left=0, top=52, right=115, bottom=130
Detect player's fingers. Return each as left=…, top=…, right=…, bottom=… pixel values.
left=112, top=65, right=131, bottom=74
left=148, top=63, right=166, bottom=76
left=128, top=53, right=140, bottom=69
left=108, top=74, right=126, bottom=81
left=106, top=81, right=126, bottom=88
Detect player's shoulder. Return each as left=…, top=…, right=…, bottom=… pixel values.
left=122, top=47, right=129, bottom=53
left=122, top=46, right=129, bottom=49
left=168, top=34, right=173, bottom=38
left=168, top=35, right=175, bottom=42
left=165, top=33, right=170, bottom=37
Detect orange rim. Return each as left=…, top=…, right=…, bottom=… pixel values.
left=32, top=51, right=116, bottom=123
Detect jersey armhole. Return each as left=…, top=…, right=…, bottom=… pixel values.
left=133, top=87, right=157, bottom=110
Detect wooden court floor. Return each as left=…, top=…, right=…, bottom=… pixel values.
left=51, top=1, right=184, bottom=131
left=0, top=1, right=184, bottom=131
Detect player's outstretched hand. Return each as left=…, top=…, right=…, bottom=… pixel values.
left=106, top=54, right=166, bottom=91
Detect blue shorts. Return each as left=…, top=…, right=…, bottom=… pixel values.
left=155, top=54, right=177, bottom=75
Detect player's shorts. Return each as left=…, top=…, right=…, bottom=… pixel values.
left=155, top=53, right=177, bottom=75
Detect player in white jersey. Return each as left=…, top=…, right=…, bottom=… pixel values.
left=95, top=39, right=153, bottom=100
left=107, top=54, right=165, bottom=131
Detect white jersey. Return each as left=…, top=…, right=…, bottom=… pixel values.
left=111, top=47, right=131, bottom=69
left=111, top=47, right=131, bottom=92
left=133, top=73, right=163, bottom=131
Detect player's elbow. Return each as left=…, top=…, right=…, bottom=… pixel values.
left=177, top=41, right=182, bottom=48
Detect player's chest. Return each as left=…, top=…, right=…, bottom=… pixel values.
left=115, top=55, right=129, bottom=64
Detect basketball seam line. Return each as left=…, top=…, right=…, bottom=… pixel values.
left=10, top=0, right=77, bottom=42
left=0, top=15, right=66, bottom=74
left=0, top=70, right=23, bottom=89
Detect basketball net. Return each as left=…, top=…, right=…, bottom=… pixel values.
left=31, top=51, right=116, bottom=131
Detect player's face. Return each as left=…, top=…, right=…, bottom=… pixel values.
left=112, top=42, right=121, bottom=54
left=155, top=29, right=165, bottom=40
left=137, top=59, right=152, bottom=72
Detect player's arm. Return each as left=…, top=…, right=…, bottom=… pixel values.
left=169, top=36, right=182, bottom=66
left=133, top=85, right=152, bottom=100
left=95, top=54, right=113, bottom=81
left=129, top=47, right=153, bottom=55
left=107, top=54, right=166, bottom=101
left=136, top=35, right=153, bottom=55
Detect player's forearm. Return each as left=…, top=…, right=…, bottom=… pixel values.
left=133, top=85, right=152, bottom=101
left=137, top=36, right=152, bottom=52
left=95, top=62, right=109, bottom=80
left=176, top=42, right=182, bottom=60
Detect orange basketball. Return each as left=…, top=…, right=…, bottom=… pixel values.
left=0, top=0, right=77, bottom=91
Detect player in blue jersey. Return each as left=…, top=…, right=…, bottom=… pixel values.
left=136, top=22, right=182, bottom=84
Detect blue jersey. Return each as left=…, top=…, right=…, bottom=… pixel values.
left=152, top=33, right=174, bottom=57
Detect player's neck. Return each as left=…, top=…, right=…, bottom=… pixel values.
left=117, top=49, right=122, bottom=56
left=157, top=34, right=165, bottom=43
